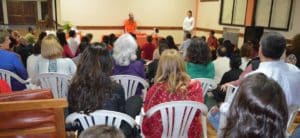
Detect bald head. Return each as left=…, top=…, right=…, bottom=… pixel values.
left=129, top=12, right=134, bottom=20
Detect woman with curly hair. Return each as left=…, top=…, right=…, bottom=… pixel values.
left=186, top=38, right=215, bottom=79
left=220, top=73, right=288, bottom=138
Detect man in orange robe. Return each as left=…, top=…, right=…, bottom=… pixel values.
left=124, top=12, right=137, bottom=34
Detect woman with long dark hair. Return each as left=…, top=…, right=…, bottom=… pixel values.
left=68, top=42, right=125, bottom=113
left=166, top=35, right=178, bottom=50
left=220, top=73, right=288, bottom=138
left=68, top=42, right=142, bottom=137
left=56, top=29, right=74, bottom=58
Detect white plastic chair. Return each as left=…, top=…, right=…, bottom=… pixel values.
left=193, top=78, right=217, bottom=96
left=218, top=84, right=238, bottom=132
left=142, top=101, right=208, bottom=138
left=287, top=106, right=300, bottom=136
left=65, top=110, right=137, bottom=130
left=0, top=69, right=31, bottom=89
left=36, top=73, right=72, bottom=98
left=111, top=75, right=149, bottom=100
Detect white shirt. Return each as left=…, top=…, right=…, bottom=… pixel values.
left=240, top=57, right=251, bottom=70
left=247, top=61, right=300, bottom=107
left=33, top=57, right=77, bottom=83
left=213, top=57, right=230, bottom=83
left=67, top=37, right=80, bottom=56
left=26, top=54, right=41, bottom=81
left=182, top=16, right=194, bottom=32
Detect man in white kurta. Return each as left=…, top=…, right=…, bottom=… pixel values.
left=182, top=10, right=194, bottom=40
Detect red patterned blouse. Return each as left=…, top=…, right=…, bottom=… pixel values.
left=142, top=80, right=204, bottom=138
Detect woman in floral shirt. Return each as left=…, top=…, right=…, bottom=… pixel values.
left=142, top=49, right=204, bottom=138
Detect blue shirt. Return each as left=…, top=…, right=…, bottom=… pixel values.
left=0, top=50, right=28, bottom=91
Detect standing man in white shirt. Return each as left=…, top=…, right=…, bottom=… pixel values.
left=182, top=10, right=194, bottom=40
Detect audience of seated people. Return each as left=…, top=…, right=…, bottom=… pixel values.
left=0, top=30, right=28, bottom=91
left=146, top=42, right=169, bottom=85
left=213, top=46, right=230, bottom=83
left=179, top=32, right=192, bottom=59
left=207, top=30, right=218, bottom=51
left=67, top=30, right=80, bottom=56
left=27, top=31, right=46, bottom=80
left=112, top=34, right=146, bottom=95
left=15, top=37, right=34, bottom=68
left=72, top=39, right=89, bottom=65
left=286, top=33, right=300, bottom=68
left=211, top=32, right=300, bottom=132
left=142, top=49, right=204, bottom=137
left=33, top=35, right=76, bottom=83
left=2, top=26, right=300, bottom=138
left=141, top=35, right=156, bottom=61
left=56, top=29, right=75, bottom=58
left=166, top=35, right=179, bottom=50
left=186, top=38, right=215, bottom=79
left=240, top=42, right=254, bottom=70
left=223, top=40, right=234, bottom=58
left=67, top=42, right=142, bottom=137
left=220, top=73, right=288, bottom=138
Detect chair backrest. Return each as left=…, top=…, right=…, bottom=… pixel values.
left=218, top=85, right=238, bottom=132
left=192, top=78, right=217, bottom=96
left=224, top=84, right=238, bottom=102
left=66, top=110, right=137, bottom=130
left=0, top=89, right=67, bottom=138
left=37, top=73, right=72, bottom=98
left=287, top=106, right=300, bottom=136
left=0, top=69, right=29, bottom=88
left=144, top=101, right=208, bottom=138
left=111, top=75, right=149, bottom=100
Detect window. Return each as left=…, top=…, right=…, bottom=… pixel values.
left=219, top=0, right=294, bottom=31
left=219, top=0, right=248, bottom=26
left=254, top=0, right=293, bottom=31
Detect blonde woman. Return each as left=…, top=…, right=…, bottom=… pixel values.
left=142, top=49, right=204, bottom=138
left=33, top=35, right=76, bottom=82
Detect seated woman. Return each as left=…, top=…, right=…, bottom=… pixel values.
left=220, top=73, right=288, bottom=138
left=0, top=30, right=28, bottom=91
left=112, top=34, right=145, bottom=95
left=68, top=43, right=141, bottom=137
left=33, top=35, right=76, bottom=83
left=186, top=38, right=215, bottom=79
left=56, top=29, right=75, bottom=58
left=142, top=49, right=204, bottom=138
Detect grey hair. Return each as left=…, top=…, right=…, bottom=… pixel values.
left=112, top=33, right=137, bottom=66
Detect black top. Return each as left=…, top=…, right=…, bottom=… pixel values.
left=219, top=68, right=243, bottom=85
left=146, top=59, right=159, bottom=85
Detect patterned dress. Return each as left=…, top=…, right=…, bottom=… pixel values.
left=142, top=80, right=204, bottom=138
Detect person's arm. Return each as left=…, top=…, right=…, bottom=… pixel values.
left=13, top=54, right=28, bottom=80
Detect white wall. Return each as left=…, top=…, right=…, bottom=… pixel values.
left=57, top=0, right=197, bottom=43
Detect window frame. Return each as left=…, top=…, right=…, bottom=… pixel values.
left=219, top=0, right=248, bottom=27
left=253, top=0, right=294, bottom=31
